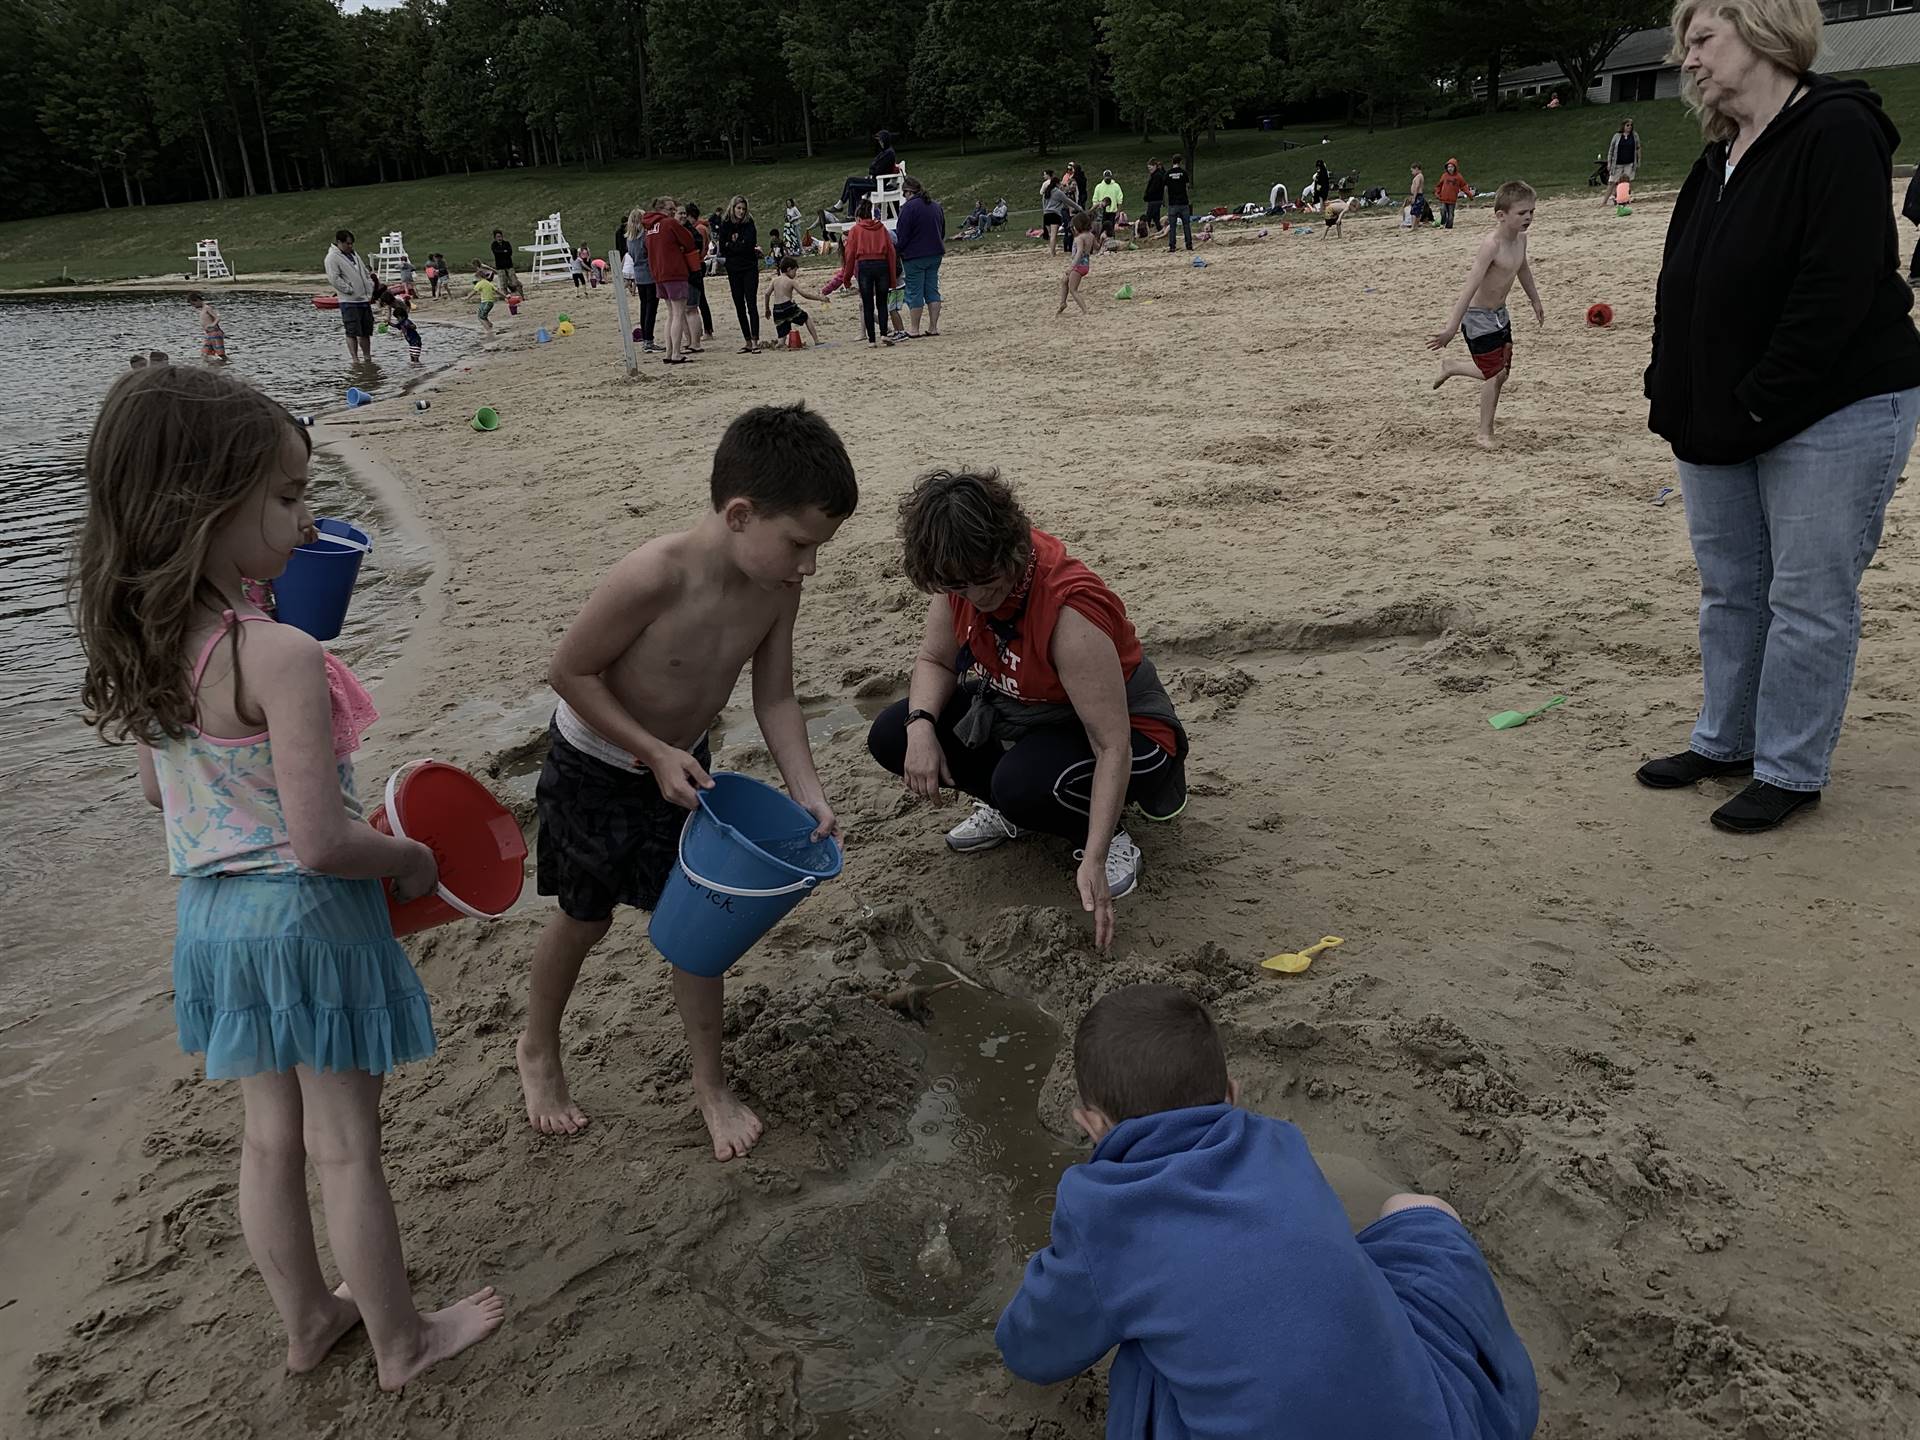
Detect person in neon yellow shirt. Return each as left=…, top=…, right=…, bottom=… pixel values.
left=1091, top=170, right=1124, bottom=239
left=465, top=272, right=500, bottom=335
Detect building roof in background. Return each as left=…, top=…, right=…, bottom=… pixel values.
left=1501, top=10, right=1920, bottom=89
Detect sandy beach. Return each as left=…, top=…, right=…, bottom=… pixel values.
left=9, top=193, right=1920, bottom=1439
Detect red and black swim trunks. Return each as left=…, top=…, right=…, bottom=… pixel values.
left=1461, top=305, right=1513, bottom=380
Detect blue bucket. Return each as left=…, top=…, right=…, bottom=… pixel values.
left=648, top=772, right=843, bottom=977
left=275, top=518, right=371, bottom=641
left=346, top=386, right=373, bottom=407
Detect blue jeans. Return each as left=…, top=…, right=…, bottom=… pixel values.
left=902, top=255, right=942, bottom=310
left=1166, top=204, right=1193, bottom=251
left=1678, top=388, right=1920, bottom=790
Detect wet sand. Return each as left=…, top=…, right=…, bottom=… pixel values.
left=9, top=194, right=1920, bottom=1439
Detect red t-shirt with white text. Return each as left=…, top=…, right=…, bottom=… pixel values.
left=947, top=528, right=1176, bottom=755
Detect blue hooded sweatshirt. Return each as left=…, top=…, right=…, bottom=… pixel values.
left=994, top=1105, right=1538, bottom=1440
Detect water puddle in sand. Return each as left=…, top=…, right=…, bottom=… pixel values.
left=726, top=929, right=1079, bottom=1439
left=710, top=692, right=900, bottom=756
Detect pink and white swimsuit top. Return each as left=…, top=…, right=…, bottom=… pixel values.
left=153, top=611, right=379, bottom=877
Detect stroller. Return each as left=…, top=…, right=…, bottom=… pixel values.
left=1588, top=154, right=1609, bottom=188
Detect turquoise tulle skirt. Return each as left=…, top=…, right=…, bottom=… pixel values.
left=172, top=873, right=437, bottom=1079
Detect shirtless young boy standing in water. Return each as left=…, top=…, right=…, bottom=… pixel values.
left=1428, top=180, right=1545, bottom=449
left=517, top=403, right=858, bottom=1157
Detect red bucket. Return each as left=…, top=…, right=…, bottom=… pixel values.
left=368, top=760, right=527, bottom=937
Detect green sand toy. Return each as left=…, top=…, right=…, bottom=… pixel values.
left=1488, top=696, right=1566, bottom=730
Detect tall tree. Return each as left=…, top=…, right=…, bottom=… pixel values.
left=1528, top=0, right=1668, bottom=104
left=1104, top=0, right=1275, bottom=186
left=781, top=0, right=918, bottom=139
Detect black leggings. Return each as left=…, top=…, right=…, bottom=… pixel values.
left=866, top=693, right=1187, bottom=842
left=839, top=176, right=877, bottom=211
left=572, top=271, right=586, bottom=288
left=727, top=267, right=761, bottom=344
left=687, top=275, right=713, bottom=336
left=857, top=259, right=889, bottom=343
left=636, top=282, right=658, bottom=343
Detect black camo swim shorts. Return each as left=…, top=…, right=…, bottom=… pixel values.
left=535, top=720, right=710, bottom=921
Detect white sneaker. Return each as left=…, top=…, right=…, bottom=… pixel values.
left=1076, top=830, right=1141, bottom=900
left=946, top=803, right=1023, bottom=853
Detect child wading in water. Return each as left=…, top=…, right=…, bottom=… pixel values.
left=516, top=403, right=858, bottom=1156
left=73, top=365, right=505, bottom=1389
left=1428, top=180, right=1544, bottom=450
left=1058, top=213, right=1094, bottom=316
left=388, top=297, right=424, bottom=363
left=188, top=291, right=226, bottom=362
left=764, top=257, right=825, bottom=349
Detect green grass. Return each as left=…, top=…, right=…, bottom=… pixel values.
left=7, top=66, right=1919, bottom=289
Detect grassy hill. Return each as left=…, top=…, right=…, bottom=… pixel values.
left=7, top=66, right=1919, bottom=289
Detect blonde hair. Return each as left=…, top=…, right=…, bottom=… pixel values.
left=1494, top=180, right=1537, bottom=212
left=71, top=366, right=309, bottom=745
left=626, top=205, right=645, bottom=235
left=1669, top=0, right=1822, bottom=142
left=728, top=193, right=750, bottom=218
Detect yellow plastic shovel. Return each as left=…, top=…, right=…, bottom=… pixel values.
left=1262, top=936, right=1344, bottom=974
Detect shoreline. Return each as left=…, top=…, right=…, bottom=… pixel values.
left=10, top=207, right=1920, bottom=1438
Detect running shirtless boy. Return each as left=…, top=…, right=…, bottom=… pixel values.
left=1428, top=180, right=1544, bottom=450
left=516, top=403, right=858, bottom=1159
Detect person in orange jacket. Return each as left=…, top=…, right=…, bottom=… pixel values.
left=836, top=200, right=901, bottom=347
left=642, top=195, right=705, bottom=363
left=1434, top=159, right=1474, bottom=231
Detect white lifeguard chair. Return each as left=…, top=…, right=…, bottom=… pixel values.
left=521, top=213, right=572, bottom=282
left=372, top=231, right=411, bottom=283
left=193, top=238, right=232, bottom=281
left=827, top=164, right=906, bottom=240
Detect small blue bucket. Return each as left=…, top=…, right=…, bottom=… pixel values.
left=648, top=772, right=843, bottom=976
left=275, top=518, right=371, bottom=642
left=346, top=386, right=373, bottom=407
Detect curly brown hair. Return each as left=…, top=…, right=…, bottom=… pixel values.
left=71, top=365, right=309, bottom=745
left=896, top=468, right=1032, bottom=593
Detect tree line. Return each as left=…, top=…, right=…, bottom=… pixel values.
left=1, top=0, right=1665, bottom=222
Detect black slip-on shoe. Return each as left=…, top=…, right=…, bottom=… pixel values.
left=1710, top=781, right=1821, bottom=834
left=1635, top=750, right=1755, bottom=790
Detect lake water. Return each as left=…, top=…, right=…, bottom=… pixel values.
left=0, top=290, right=455, bottom=803
left=0, top=292, right=461, bottom=1219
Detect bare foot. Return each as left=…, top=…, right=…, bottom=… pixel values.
left=1431, top=365, right=1450, bottom=390
left=286, top=1281, right=361, bottom=1374
left=516, top=1033, right=589, bottom=1135
left=375, top=1287, right=507, bottom=1392
left=695, top=1081, right=763, bottom=1162
left=1475, top=433, right=1498, bottom=451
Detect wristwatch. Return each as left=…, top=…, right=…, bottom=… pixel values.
left=906, top=708, right=938, bottom=729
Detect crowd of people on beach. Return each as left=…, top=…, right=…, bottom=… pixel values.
left=68, top=0, right=1920, bottom=1435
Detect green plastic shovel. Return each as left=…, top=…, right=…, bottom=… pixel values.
left=1488, top=695, right=1566, bottom=730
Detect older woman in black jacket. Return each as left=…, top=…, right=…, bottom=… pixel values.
left=1641, top=0, right=1920, bottom=832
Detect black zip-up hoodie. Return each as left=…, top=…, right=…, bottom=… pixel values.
left=716, top=216, right=758, bottom=274
left=1646, top=74, right=1920, bottom=465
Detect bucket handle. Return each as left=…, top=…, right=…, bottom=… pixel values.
left=675, top=812, right=818, bottom=899
left=304, top=528, right=373, bottom=554
left=382, top=759, right=509, bottom=921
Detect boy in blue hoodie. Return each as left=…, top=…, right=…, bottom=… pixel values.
left=995, top=985, right=1539, bottom=1440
